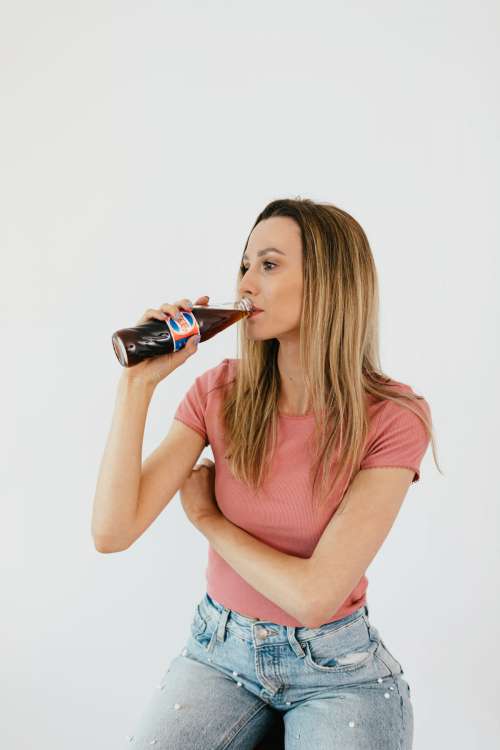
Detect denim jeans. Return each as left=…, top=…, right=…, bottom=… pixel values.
left=125, top=592, right=413, bottom=749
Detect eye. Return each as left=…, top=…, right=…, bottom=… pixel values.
left=240, top=261, right=276, bottom=275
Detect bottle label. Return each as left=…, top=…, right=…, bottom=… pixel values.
left=165, top=312, right=200, bottom=351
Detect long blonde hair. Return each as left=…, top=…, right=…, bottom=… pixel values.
left=219, top=197, right=442, bottom=509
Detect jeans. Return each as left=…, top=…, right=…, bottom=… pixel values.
left=125, top=592, right=413, bottom=749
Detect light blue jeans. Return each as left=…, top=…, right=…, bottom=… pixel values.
left=125, top=592, right=413, bottom=749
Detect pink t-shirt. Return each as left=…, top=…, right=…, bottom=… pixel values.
left=174, top=358, right=431, bottom=626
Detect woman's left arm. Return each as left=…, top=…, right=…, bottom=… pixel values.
left=198, top=514, right=312, bottom=623
left=180, top=459, right=415, bottom=628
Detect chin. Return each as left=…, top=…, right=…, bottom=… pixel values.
left=244, top=331, right=278, bottom=343
left=244, top=332, right=267, bottom=341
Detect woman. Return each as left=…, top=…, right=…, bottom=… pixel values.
left=93, top=198, right=440, bottom=749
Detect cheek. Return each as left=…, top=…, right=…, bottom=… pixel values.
left=281, top=280, right=303, bottom=319
left=265, top=292, right=302, bottom=330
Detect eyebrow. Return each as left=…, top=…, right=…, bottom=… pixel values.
left=241, top=247, right=286, bottom=262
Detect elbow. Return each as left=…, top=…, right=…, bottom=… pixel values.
left=295, top=568, right=333, bottom=628
left=294, top=597, right=328, bottom=630
left=298, top=564, right=342, bottom=628
left=301, top=606, right=333, bottom=629
left=300, top=610, right=326, bottom=629
left=300, top=594, right=338, bottom=629
left=93, top=534, right=131, bottom=553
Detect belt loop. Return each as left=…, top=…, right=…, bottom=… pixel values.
left=215, top=606, right=230, bottom=644
left=286, top=626, right=306, bottom=658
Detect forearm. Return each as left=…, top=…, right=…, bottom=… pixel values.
left=197, top=515, right=313, bottom=625
left=91, top=374, right=156, bottom=548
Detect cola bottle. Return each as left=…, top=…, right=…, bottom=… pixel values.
left=112, top=298, right=254, bottom=367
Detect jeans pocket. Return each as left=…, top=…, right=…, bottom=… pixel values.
left=190, top=604, right=207, bottom=635
left=190, top=603, right=217, bottom=649
left=303, top=615, right=373, bottom=673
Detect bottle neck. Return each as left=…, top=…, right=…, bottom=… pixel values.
left=193, top=299, right=253, bottom=312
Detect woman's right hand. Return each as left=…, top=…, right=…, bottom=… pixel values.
left=121, top=295, right=210, bottom=387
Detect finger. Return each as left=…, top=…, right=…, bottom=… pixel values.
left=194, top=295, right=210, bottom=306
left=197, top=459, right=214, bottom=469
left=139, top=308, right=171, bottom=324
left=157, top=301, right=192, bottom=317
left=158, top=303, right=179, bottom=319
left=177, top=298, right=195, bottom=311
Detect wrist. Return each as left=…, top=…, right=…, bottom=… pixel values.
left=119, top=372, right=158, bottom=394
left=195, top=512, right=224, bottom=534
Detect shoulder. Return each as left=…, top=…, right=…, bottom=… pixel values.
left=366, top=378, right=431, bottom=430
left=195, top=357, right=239, bottom=394
left=367, top=378, right=432, bottom=426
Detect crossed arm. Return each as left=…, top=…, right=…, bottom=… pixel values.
left=196, top=467, right=415, bottom=628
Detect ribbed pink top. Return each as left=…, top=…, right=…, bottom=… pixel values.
left=174, top=358, right=431, bottom=626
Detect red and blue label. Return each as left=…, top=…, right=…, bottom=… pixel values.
left=166, top=311, right=200, bottom=351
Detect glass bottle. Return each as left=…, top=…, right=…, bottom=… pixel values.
left=112, top=298, right=254, bottom=367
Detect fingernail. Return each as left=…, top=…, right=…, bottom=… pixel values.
left=193, top=334, right=201, bottom=346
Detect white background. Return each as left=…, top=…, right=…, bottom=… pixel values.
left=2, top=1, right=498, bottom=747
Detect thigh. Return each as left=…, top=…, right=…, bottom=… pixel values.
left=283, top=673, right=414, bottom=750
left=124, top=652, right=280, bottom=750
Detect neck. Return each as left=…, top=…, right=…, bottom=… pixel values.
left=276, top=339, right=311, bottom=415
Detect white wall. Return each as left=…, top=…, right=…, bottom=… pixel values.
left=2, top=1, right=499, bottom=747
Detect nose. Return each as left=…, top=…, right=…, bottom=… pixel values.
left=238, top=269, right=260, bottom=300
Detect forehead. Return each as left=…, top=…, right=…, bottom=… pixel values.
left=243, top=216, right=302, bottom=260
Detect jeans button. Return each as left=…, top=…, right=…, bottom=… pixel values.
left=256, top=627, right=269, bottom=640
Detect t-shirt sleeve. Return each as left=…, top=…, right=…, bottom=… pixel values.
left=360, top=397, right=431, bottom=483
left=173, top=373, right=209, bottom=447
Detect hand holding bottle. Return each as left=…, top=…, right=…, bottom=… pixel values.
left=120, top=295, right=210, bottom=387
left=113, top=295, right=252, bottom=380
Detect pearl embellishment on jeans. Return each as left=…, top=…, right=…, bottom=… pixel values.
left=349, top=721, right=355, bottom=728
left=384, top=692, right=390, bottom=698
left=377, top=678, right=383, bottom=683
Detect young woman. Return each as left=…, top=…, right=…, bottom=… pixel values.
left=92, top=198, right=440, bottom=749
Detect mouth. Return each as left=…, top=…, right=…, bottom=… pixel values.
left=248, top=309, right=264, bottom=318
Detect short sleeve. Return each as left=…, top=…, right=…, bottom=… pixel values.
left=360, top=397, right=431, bottom=483
left=173, top=374, right=209, bottom=447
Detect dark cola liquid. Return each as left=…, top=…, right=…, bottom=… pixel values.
left=112, top=305, right=249, bottom=367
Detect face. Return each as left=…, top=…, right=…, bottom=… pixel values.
left=238, top=216, right=304, bottom=341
